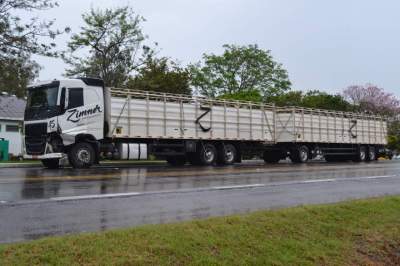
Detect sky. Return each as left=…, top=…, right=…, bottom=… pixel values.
left=31, top=0, right=400, bottom=96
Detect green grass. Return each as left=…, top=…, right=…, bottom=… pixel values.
left=1, top=197, right=400, bottom=265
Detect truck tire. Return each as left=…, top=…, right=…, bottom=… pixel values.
left=366, top=146, right=376, bottom=161
left=196, top=143, right=217, bottom=166
left=217, top=144, right=237, bottom=165
left=68, top=142, right=95, bottom=169
left=353, top=146, right=367, bottom=162
left=263, top=151, right=281, bottom=164
left=290, top=146, right=309, bottom=163
left=41, top=159, right=60, bottom=169
left=166, top=156, right=187, bottom=166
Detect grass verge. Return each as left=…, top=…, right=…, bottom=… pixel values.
left=1, top=196, right=400, bottom=265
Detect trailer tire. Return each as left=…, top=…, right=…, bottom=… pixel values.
left=197, top=143, right=217, bottom=166
left=68, top=142, right=95, bottom=169
left=353, top=146, right=367, bottom=162
left=263, top=151, right=281, bottom=164
left=366, top=146, right=376, bottom=162
left=41, top=159, right=60, bottom=169
left=217, top=144, right=237, bottom=165
left=290, top=146, right=309, bottom=163
left=166, top=156, right=187, bottom=166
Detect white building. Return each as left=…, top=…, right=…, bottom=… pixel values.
left=0, top=95, right=26, bottom=157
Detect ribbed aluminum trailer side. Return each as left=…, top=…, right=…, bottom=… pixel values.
left=265, top=107, right=388, bottom=163
left=105, top=88, right=388, bottom=165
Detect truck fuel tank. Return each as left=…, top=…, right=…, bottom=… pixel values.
left=117, top=143, right=148, bottom=160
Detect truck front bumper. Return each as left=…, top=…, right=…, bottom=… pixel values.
left=23, top=153, right=64, bottom=160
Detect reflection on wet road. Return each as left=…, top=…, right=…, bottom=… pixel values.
left=1, top=160, right=400, bottom=202
left=1, top=160, right=400, bottom=243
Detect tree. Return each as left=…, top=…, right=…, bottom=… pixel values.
left=190, top=44, right=291, bottom=99
left=127, top=57, right=191, bottom=94
left=269, top=90, right=351, bottom=111
left=301, top=90, right=351, bottom=111
left=0, top=0, right=67, bottom=96
left=343, top=84, right=400, bottom=116
left=63, top=7, right=153, bottom=87
left=218, top=90, right=263, bottom=102
left=268, top=91, right=303, bottom=107
left=0, top=56, right=40, bottom=97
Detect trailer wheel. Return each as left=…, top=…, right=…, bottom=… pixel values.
left=166, top=156, right=187, bottom=166
left=366, top=146, right=376, bottom=161
left=263, top=151, right=281, bottom=164
left=290, top=146, right=309, bottom=163
left=353, top=146, right=367, bottom=162
left=197, top=143, right=217, bottom=166
left=41, top=159, right=60, bottom=169
left=217, top=144, right=237, bottom=165
left=68, top=142, right=95, bottom=169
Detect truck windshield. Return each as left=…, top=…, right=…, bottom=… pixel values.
left=27, top=86, right=59, bottom=108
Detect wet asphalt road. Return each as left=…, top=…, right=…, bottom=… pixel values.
left=1, top=160, right=400, bottom=243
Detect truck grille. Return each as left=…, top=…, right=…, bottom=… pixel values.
left=25, top=123, right=47, bottom=137
left=25, top=123, right=47, bottom=155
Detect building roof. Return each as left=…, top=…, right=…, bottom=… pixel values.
left=0, top=94, right=26, bottom=121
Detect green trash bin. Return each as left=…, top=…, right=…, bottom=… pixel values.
left=0, top=138, right=9, bottom=161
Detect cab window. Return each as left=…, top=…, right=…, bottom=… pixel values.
left=67, top=88, right=84, bottom=109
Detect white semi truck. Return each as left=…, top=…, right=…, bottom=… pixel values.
left=23, top=78, right=388, bottom=169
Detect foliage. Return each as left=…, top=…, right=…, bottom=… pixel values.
left=268, top=90, right=303, bottom=106
left=343, top=84, right=400, bottom=116
left=63, top=7, right=153, bottom=87
left=387, top=121, right=400, bottom=152
left=190, top=44, right=291, bottom=99
left=218, top=90, right=263, bottom=102
left=127, top=57, right=191, bottom=94
left=269, top=90, right=351, bottom=111
left=0, top=0, right=67, bottom=96
left=301, top=90, right=352, bottom=111
left=0, top=0, right=68, bottom=59
left=0, top=56, right=40, bottom=97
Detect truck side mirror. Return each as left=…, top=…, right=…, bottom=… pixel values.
left=60, top=87, right=66, bottom=113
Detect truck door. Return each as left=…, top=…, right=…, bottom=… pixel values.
left=58, top=85, right=104, bottom=145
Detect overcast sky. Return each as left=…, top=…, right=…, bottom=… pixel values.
left=32, top=0, right=400, bottom=96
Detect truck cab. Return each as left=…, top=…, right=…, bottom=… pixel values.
left=24, top=78, right=106, bottom=168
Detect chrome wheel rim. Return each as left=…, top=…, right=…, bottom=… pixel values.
left=300, top=149, right=308, bottom=162
left=369, top=151, right=375, bottom=160
left=204, top=148, right=215, bottom=163
left=77, top=149, right=90, bottom=163
left=225, top=149, right=234, bottom=162
left=360, top=150, right=366, bottom=161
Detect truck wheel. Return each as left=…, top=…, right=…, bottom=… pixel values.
left=166, top=156, right=187, bottom=166
left=353, top=146, right=367, bottom=162
left=366, top=147, right=376, bottom=161
left=68, top=142, right=95, bottom=169
left=217, top=144, right=237, bottom=165
left=263, top=151, right=281, bottom=164
left=41, top=159, right=60, bottom=169
left=290, top=146, right=309, bottom=163
left=197, top=143, right=217, bottom=166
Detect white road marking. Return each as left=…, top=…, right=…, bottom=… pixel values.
left=52, top=192, right=142, bottom=202
left=3, top=174, right=398, bottom=205
left=302, top=179, right=336, bottom=183
left=212, top=184, right=266, bottom=190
